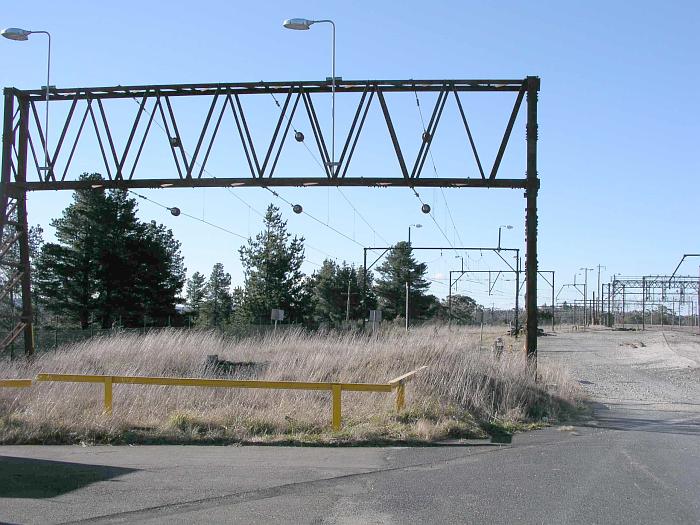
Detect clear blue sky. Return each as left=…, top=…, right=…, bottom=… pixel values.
left=2, top=1, right=699, bottom=307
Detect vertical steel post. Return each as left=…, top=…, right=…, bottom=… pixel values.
left=582, top=273, right=587, bottom=327
left=551, top=271, right=555, bottom=332
left=405, top=281, right=409, bottom=331
left=642, top=276, right=646, bottom=331
left=524, top=77, right=540, bottom=365
left=448, top=271, right=452, bottom=326
left=622, top=285, right=625, bottom=327
left=395, top=383, right=405, bottom=412
left=16, top=96, right=34, bottom=357
left=362, top=248, right=367, bottom=329
left=514, top=250, right=520, bottom=333
left=345, top=279, right=351, bottom=322
left=331, top=384, right=342, bottom=430
left=1, top=90, right=15, bottom=241
left=104, top=376, right=113, bottom=414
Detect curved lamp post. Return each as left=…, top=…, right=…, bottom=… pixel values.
left=408, top=223, right=422, bottom=245
left=497, top=224, right=513, bottom=251
left=283, top=18, right=337, bottom=170
left=1, top=27, right=52, bottom=174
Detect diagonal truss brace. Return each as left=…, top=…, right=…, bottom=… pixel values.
left=13, top=79, right=532, bottom=191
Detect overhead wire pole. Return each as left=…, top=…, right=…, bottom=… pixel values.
left=596, top=264, right=606, bottom=324
left=15, top=94, right=33, bottom=356
left=669, top=254, right=700, bottom=334
left=366, top=245, right=522, bottom=329
left=525, top=76, right=540, bottom=366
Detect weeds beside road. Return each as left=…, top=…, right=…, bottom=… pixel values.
left=0, top=326, right=584, bottom=445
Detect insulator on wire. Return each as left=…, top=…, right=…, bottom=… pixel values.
left=294, top=131, right=305, bottom=142
left=421, top=203, right=431, bottom=214
left=292, top=204, right=303, bottom=214
left=169, top=207, right=181, bottom=217
left=422, top=131, right=431, bottom=143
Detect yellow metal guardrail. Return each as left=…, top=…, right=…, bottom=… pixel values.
left=32, top=366, right=427, bottom=430
left=0, top=379, right=32, bottom=388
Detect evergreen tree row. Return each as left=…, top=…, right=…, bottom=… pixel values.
left=27, top=174, right=478, bottom=330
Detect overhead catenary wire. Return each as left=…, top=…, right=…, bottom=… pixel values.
left=258, top=123, right=458, bottom=286
left=128, top=96, right=337, bottom=264
left=128, top=97, right=264, bottom=218
left=267, top=90, right=391, bottom=248
left=414, top=89, right=465, bottom=248
left=128, top=190, right=323, bottom=268
left=410, top=187, right=460, bottom=257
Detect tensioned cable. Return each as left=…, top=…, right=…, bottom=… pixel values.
left=128, top=190, right=322, bottom=268
left=261, top=186, right=367, bottom=251
left=127, top=95, right=440, bottom=279
left=414, top=90, right=466, bottom=250
left=128, top=97, right=336, bottom=263
left=267, top=91, right=391, bottom=247
left=128, top=97, right=264, bottom=218
left=410, top=186, right=460, bottom=257
left=129, top=190, right=246, bottom=240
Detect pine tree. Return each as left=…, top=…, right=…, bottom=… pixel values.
left=310, top=260, right=368, bottom=324
left=34, top=173, right=186, bottom=328
left=374, top=241, right=431, bottom=320
left=444, top=294, right=478, bottom=324
left=185, top=271, right=207, bottom=320
left=199, top=263, right=232, bottom=328
left=238, top=205, right=308, bottom=324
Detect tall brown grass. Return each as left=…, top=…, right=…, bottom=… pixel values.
left=0, top=326, right=583, bottom=444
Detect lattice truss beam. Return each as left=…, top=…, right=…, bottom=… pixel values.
left=611, top=276, right=700, bottom=303
left=5, top=78, right=534, bottom=190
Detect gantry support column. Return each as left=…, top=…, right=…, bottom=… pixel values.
left=1, top=90, right=33, bottom=357
left=16, top=95, right=34, bottom=356
left=524, top=76, right=540, bottom=367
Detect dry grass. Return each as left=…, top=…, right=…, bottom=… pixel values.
left=0, top=325, right=584, bottom=445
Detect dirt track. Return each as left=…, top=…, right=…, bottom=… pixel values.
left=539, top=327, right=700, bottom=412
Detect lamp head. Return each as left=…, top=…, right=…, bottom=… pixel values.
left=283, top=18, right=314, bottom=30
left=1, top=28, right=31, bottom=41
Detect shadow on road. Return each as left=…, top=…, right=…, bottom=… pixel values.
left=584, top=402, right=700, bottom=436
left=0, top=456, right=137, bottom=498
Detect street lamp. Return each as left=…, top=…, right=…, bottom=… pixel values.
left=283, top=18, right=337, bottom=170
left=408, top=223, right=422, bottom=244
left=580, top=267, right=594, bottom=326
left=2, top=27, right=52, bottom=174
left=497, top=224, right=513, bottom=251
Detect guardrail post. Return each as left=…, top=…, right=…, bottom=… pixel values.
left=104, top=376, right=113, bottom=415
left=395, top=383, right=405, bottom=412
left=331, top=384, right=342, bottom=430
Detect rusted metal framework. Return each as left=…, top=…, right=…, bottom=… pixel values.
left=1, top=77, right=540, bottom=362
left=604, top=276, right=700, bottom=329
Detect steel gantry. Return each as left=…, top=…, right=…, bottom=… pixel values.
left=604, top=275, right=700, bottom=330
left=1, top=76, right=541, bottom=363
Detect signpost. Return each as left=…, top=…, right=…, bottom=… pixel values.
left=271, top=309, right=285, bottom=331
left=369, top=309, right=382, bottom=332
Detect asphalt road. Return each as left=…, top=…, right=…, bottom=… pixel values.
left=1, top=328, right=699, bottom=524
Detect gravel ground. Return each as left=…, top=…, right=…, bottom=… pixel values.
left=539, top=326, right=700, bottom=412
